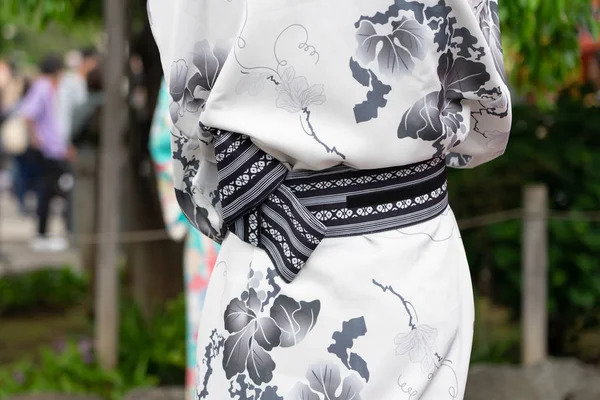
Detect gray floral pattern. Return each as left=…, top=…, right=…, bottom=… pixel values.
left=276, top=67, right=326, bottom=114
left=356, top=17, right=428, bottom=78
left=290, top=363, right=364, bottom=400
left=373, top=279, right=460, bottom=397
left=350, top=0, right=510, bottom=168
left=197, top=264, right=321, bottom=398
left=232, top=5, right=345, bottom=160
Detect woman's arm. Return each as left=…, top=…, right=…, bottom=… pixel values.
left=446, top=0, right=512, bottom=169
left=147, top=0, right=229, bottom=242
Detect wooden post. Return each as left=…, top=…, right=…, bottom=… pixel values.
left=521, top=184, right=548, bottom=366
left=95, top=0, right=128, bottom=369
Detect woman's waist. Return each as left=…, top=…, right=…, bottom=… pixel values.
left=282, top=156, right=449, bottom=237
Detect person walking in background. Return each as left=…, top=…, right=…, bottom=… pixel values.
left=58, top=48, right=99, bottom=232
left=149, top=0, right=511, bottom=399
left=19, top=54, right=74, bottom=252
left=59, top=48, right=98, bottom=144
left=70, top=63, right=104, bottom=148
left=149, top=79, right=219, bottom=400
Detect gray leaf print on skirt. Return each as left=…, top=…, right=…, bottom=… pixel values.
left=270, top=295, right=321, bottom=348
left=223, top=289, right=281, bottom=385
left=327, top=317, right=370, bottom=382
left=290, top=363, right=363, bottom=400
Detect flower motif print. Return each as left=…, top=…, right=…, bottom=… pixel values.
left=276, top=67, right=326, bottom=114
left=169, top=40, right=229, bottom=123
left=394, top=325, right=438, bottom=373
left=222, top=278, right=321, bottom=386
left=223, top=289, right=281, bottom=385
left=373, top=278, right=460, bottom=396
left=233, top=16, right=345, bottom=159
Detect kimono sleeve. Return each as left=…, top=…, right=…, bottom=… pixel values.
left=149, top=79, right=189, bottom=242
left=446, top=0, right=512, bottom=169
left=147, top=0, right=225, bottom=242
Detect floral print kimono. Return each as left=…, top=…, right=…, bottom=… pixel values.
left=149, top=79, right=220, bottom=400
left=148, top=0, right=512, bottom=399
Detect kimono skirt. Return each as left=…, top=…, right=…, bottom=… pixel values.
left=192, top=146, right=475, bottom=400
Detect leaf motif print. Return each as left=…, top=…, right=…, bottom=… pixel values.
left=169, top=59, right=188, bottom=102
left=305, top=363, right=363, bottom=400
left=327, top=317, right=370, bottom=382
left=222, top=289, right=282, bottom=385
left=191, top=40, right=228, bottom=92
left=394, top=325, right=439, bottom=374
left=350, top=58, right=392, bottom=124
left=354, top=0, right=426, bottom=27
left=224, top=297, right=254, bottom=333
left=246, top=341, right=277, bottom=385
left=446, top=152, right=472, bottom=168
left=398, top=51, right=488, bottom=149
left=174, top=188, right=222, bottom=241
left=438, top=51, right=490, bottom=94
left=260, top=386, right=284, bottom=400
left=288, top=383, right=320, bottom=400
left=425, top=1, right=454, bottom=52
left=476, top=0, right=507, bottom=82
left=398, top=91, right=444, bottom=141
left=270, top=295, right=320, bottom=348
left=169, top=101, right=180, bottom=124
left=356, top=17, right=428, bottom=78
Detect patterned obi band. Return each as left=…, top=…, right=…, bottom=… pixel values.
left=211, top=127, right=448, bottom=283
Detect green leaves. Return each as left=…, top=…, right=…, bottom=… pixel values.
left=1, top=0, right=99, bottom=27
left=500, top=0, right=598, bottom=102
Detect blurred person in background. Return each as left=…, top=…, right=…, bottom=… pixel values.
left=19, top=54, right=74, bottom=252
left=59, top=47, right=99, bottom=144
left=0, top=60, right=11, bottom=123
left=70, top=62, right=104, bottom=149
left=58, top=48, right=99, bottom=232
left=149, top=79, right=219, bottom=400
left=0, top=60, right=37, bottom=214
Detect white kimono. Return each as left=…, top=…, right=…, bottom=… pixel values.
left=147, top=0, right=511, bottom=398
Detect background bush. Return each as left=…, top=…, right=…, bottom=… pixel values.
left=449, top=85, right=600, bottom=362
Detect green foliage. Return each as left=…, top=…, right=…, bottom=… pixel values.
left=0, top=293, right=186, bottom=399
left=119, top=295, right=187, bottom=386
left=449, top=85, right=600, bottom=359
left=500, top=0, right=598, bottom=99
left=1, top=0, right=99, bottom=26
left=0, top=341, right=154, bottom=400
left=0, top=268, right=87, bottom=316
left=471, top=297, right=521, bottom=364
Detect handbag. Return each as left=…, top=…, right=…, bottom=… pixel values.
left=0, top=115, right=28, bottom=155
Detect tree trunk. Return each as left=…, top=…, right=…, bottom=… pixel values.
left=95, top=0, right=128, bottom=370
left=123, top=3, right=184, bottom=318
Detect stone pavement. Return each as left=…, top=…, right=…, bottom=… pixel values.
left=0, top=188, right=80, bottom=276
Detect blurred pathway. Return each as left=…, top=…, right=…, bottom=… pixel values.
left=0, top=172, right=80, bottom=275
